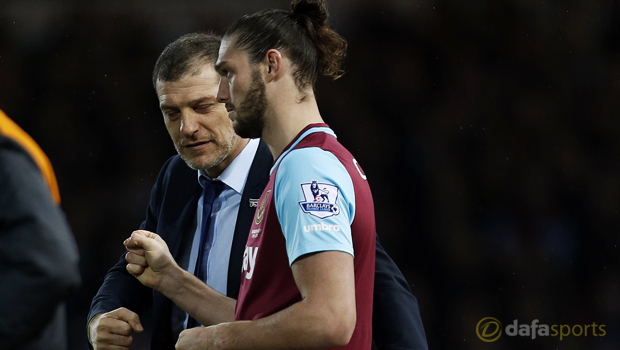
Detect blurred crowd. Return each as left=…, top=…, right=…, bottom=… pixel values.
left=1, top=0, right=618, bottom=349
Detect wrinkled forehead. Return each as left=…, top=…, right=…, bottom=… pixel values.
left=156, top=67, right=220, bottom=105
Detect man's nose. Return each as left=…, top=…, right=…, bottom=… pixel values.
left=216, top=79, right=230, bottom=103
left=180, top=112, right=200, bottom=136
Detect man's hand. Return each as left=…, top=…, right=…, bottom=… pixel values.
left=89, top=308, right=143, bottom=350
left=124, top=230, right=236, bottom=327
left=175, top=324, right=230, bottom=350
left=124, top=230, right=179, bottom=290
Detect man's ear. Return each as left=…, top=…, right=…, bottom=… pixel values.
left=265, top=49, right=284, bottom=82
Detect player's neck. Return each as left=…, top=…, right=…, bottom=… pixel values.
left=263, top=90, right=323, bottom=159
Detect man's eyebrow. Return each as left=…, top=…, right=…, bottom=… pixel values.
left=160, top=96, right=214, bottom=110
left=159, top=102, right=176, bottom=110
left=187, top=96, right=214, bottom=105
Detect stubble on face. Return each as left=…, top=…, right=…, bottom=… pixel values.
left=173, top=122, right=237, bottom=172
left=232, top=69, right=267, bottom=139
left=157, top=68, right=239, bottom=174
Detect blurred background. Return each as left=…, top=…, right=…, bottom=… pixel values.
left=1, top=0, right=619, bottom=349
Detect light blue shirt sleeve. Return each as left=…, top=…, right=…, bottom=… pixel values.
left=274, top=147, right=356, bottom=265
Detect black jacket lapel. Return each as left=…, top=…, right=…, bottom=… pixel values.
left=151, top=156, right=202, bottom=349
left=226, top=140, right=273, bottom=299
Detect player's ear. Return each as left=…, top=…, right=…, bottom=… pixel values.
left=265, top=49, right=283, bottom=82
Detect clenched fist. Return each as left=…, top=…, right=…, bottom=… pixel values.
left=89, top=307, right=143, bottom=350
left=124, top=230, right=179, bottom=290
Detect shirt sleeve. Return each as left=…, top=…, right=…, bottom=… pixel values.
left=274, top=147, right=356, bottom=265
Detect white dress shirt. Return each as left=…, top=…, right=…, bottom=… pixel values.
left=183, top=138, right=259, bottom=327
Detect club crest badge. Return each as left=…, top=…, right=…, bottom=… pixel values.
left=254, top=190, right=271, bottom=225
left=299, top=180, right=340, bottom=219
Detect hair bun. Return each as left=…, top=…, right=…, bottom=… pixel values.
left=291, top=0, right=328, bottom=26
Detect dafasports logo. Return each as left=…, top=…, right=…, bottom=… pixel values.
left=476, top=318, right=606, bottom=342
left=476, top=318, right=503, bottom=342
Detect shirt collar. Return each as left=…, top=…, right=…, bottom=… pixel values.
left=271, top=124, right=336, bottom=175
left=197, top=138, right=260, bottom=194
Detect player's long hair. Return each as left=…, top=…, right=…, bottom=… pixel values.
left=224, top=0, right=347, bottom=93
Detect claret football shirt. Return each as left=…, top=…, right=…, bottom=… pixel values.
left=235, top=123, right=376, bottom=349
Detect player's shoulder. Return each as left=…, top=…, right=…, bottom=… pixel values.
left=275, top=147, right=354, bottom=200
left=295, top=130, right=349, bottom=154
left=302, top=132, right=358, bottom=168
left=279, top=146, right=344, bottom=174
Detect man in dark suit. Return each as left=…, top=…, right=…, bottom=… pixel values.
left=0, top=109, right=81, bottom=350
left=88, top=33, right=427, bottom=350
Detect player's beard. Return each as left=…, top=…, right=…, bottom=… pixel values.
left=233, top=69, right=267, bottom=139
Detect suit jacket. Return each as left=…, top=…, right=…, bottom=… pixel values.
left=88, top=139, right=428, bottom=350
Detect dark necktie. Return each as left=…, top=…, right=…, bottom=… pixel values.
left=187, top=177, right=223, bottom=328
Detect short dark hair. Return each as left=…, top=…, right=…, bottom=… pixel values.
left=224, top=0, right=347, bottom=92
left=152, top=32, right=222, bottom=89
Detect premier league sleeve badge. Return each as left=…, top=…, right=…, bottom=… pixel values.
left=299, top=180, right=341, bottom=219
